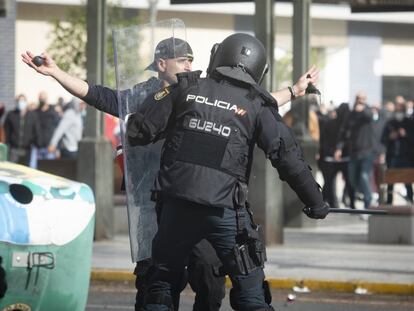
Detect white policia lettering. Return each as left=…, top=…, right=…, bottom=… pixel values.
left=186, top=94, right=246, bottom=116
left=188, top=118, right=231, bottom=137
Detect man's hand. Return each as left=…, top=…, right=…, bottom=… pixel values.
left=334, top=149, right=342, bottom=161
left=48, top=145, right=57, bottom=154
left=271, top=65, right=320, bottom=107
left=22, top=50, right=89, bottom=98
left=302, top=202, right=330, bottom=219
left=21, top=51, right=58, bottom=77
left=399, top=128, right=406, bottom=137
left=292, top=65, right=320, bottom=97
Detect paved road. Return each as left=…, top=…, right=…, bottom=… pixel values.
left=86, top=281, right=414, bottom=311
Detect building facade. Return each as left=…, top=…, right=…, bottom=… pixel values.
left=6, top=0, right=414, bottom=109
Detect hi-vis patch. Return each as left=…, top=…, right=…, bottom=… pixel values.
left=154, top=87, right=170, bottom=101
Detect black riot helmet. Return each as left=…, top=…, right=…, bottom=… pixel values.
left=206, top=33, right=268, bottom=85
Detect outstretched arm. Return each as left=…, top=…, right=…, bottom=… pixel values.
left=22, top=51, right=120, bottom=117
left=272, top=65, right=320, bottom=107
left=21, top=51, right=89, bottom=98
left=256, top=105, right=329, bottom=219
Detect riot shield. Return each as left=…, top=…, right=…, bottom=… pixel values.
left=113, top=19, right=189, bottom=262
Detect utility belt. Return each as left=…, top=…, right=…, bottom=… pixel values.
left=230, top=182, right=267, bottom=275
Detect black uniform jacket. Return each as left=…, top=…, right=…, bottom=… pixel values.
left=127, top=71, right=307, bottom=209
left=82, top=77, right=164, bottom=118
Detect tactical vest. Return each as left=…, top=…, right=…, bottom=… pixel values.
left=153, top=71, right=278, bottom=209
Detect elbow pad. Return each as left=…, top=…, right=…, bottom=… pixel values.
left=284, top=167, right=323, bottom=207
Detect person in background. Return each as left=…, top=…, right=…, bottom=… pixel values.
left=4, top=94, right=42, bottom=166
left=48, top=97, right=84, bottom=159
left=335, top=92, right=375, bottom=211
left=36, top=91, right=60, bottom=161
left=384, top=100, right=395, bottom=120
left=55, top=96, right=65, bottom=117
left=381, top=101, right=414, bottom=204
left=370, top=102, right=387, bottom=199
left=406, top=100, right=414, bottom=119
left=318, top=103, right=354, bottom=209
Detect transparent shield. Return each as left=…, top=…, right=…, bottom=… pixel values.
left=113, top=19, right=188, bottom=262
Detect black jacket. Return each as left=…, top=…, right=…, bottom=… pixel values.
left=36, top=106, right=60, bottom=147
left=4, top=109, right=42, bottom=150
left=82, top=77, right=163, bottom=118
left=381, top=117, right=414, bottom=162
left=127, top=70, right=323, bottom=209
left=337, top=107, right=374, bottom=157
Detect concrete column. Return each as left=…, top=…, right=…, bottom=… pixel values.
left=293, top=0, right=310, bottom=82
left=254, top=0, right=274, bottom=91
left=77, top=0, right=114, bottom=240
left=0, top=0, right=16, bottom=109
left=251, top=0, right=283, bottom=245
left=285, top=0, right=318, bottom=228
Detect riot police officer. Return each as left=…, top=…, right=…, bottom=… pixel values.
left=126, top=33, right=329, bottom=311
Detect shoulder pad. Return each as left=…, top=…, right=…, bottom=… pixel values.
left=247, top=84, right=278, bottom=110
left=176, top=70, right=202, bottom=88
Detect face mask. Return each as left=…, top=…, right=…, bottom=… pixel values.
left=18, top=99, right=28, bottom=111
left=372, top=112, right=379, bottom=121
left=407, top=108, right=413, bottom=116
left=395, top=112, right=405, bottom=121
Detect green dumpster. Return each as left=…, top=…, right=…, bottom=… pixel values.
left=0, top=144, right=7, bottom=162
left=0, top=162, right=95, bottom=311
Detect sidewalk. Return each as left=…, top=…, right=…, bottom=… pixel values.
left=91, top=212, right=414, bottom=295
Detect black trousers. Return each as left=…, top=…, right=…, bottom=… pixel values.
left=142, top=197, right=270, bottom=311
left=134, top=202, right=225, bottom=311
left=318, top=160, right=355, bottom=209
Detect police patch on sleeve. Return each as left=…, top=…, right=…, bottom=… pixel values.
left=154, top=87, right=170, bottom=101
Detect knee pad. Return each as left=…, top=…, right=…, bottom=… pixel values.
left=144, top=291, right=173, bottom=310
left=229, top=269, right=266, bottom=310
left=230, top=288, right=273, bottom=311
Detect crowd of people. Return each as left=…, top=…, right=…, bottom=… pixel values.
left=316, top=93, right=414, bottom=208
left=0, top=92, right=85, bottom=167
left=1, top=87, right=412, bottom=210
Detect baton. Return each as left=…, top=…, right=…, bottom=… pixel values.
left=329, top=207, right=413, bottom=216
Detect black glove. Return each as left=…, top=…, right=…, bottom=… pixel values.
left=302, top=201, right=330, bottom=219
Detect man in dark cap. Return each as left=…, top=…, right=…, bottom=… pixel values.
left=22, top=37, right=227, bottom=311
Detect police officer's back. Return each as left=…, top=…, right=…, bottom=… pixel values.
left=127, top=33, right=329, bottom=311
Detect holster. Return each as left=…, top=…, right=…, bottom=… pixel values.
left=230, top=182, right=267, bottom=275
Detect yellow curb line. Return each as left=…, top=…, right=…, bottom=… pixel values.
left=91, top=269, right=135, bottom=282
left=91, top=269, right=414, bottom=295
